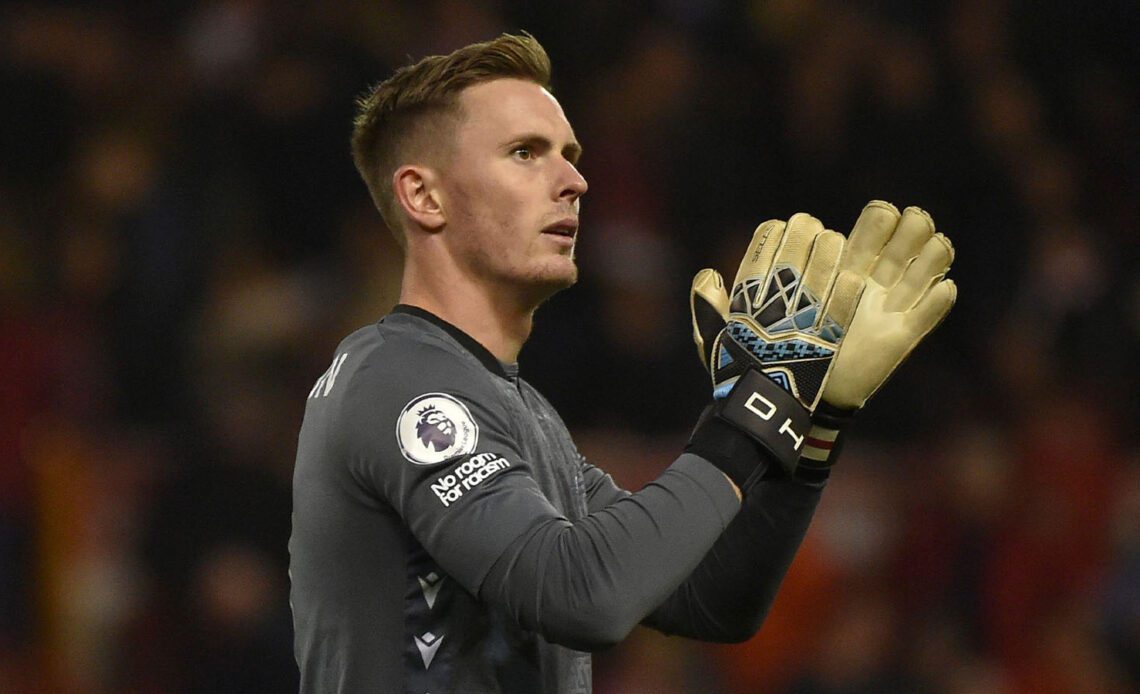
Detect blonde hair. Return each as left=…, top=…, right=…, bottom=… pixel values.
left=351, top=33, right=552, bottom=243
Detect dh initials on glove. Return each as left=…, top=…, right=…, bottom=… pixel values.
left=689, top=213, right=863, bottom=475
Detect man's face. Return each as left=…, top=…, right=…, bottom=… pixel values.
left=437, top=78, right=587, bottom=303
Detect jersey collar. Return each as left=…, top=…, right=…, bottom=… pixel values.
left=390, top=304, right=512, bottom=380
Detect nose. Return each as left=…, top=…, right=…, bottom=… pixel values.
left=558, top=159, right=588, bottom=202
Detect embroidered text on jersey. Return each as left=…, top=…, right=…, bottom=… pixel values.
left=430, top=452, right=512, bottom=507
left=396, top=393, right=479, bottom=465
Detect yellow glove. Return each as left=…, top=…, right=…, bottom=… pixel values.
left=792, top=201, right=955, bottom=473
left=821, top=201, right=957, bottom=411
left=689, top=213, right=864, bottom=475
left=690, top=202, right=957, bottom=478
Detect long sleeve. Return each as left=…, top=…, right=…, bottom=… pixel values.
left=477, top=454, right=741, bottom=651
left=642, top=471, right=824, bottom=642
left=577, top=454, right=824, bottom=643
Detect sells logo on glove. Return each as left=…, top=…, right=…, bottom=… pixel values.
left=397, top=393, right=478, bottom=465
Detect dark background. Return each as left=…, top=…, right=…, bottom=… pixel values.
left=2, top=1, right=1138, bottom=692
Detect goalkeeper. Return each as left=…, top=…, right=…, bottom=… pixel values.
left=288, top=33, right=956, bottom=694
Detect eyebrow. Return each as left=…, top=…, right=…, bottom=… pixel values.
left=564, top=141, right=583, bottom=165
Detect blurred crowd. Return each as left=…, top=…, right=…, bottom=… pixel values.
left=1, top=1, right=1138, bottom=692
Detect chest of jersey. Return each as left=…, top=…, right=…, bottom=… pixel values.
left=493, top=376, right=587, bottom=522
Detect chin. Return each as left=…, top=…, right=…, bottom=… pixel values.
left=546, top=257, right=579, bottom=288
left=539, top=268, right=578, bottom=293
left=520, top=261, right=578, bottom=304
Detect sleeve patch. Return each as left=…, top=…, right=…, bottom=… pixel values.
left=396, top=393, right=479, bottom=465
left=430, top=453, right=512, bottom=507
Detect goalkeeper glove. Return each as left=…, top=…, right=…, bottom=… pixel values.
left=687, top=213, right=863, bottom=482
left=822, top=201, right=957, bottom=410
left=687, top=202, right=957, bottom=481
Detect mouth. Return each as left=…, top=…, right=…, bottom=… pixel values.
left=541, top=218, right=579, bottom=240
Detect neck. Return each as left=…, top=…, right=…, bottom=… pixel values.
left=399, top=265, right=536, bottom=364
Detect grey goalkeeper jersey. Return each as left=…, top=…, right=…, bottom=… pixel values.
left=290, top=306, right=825, bottom=694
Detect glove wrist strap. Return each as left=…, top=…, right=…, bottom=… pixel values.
left=717, top=369, right=812, bottom=475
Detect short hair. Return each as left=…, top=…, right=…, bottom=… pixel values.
left=351, top=33, right=553, bottom=243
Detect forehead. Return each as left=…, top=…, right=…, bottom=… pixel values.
left=455, top=78, right=575, bottom=141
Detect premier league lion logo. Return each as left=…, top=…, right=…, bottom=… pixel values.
left=415, top=405, right=456, bottom=451
left=397, top=392, right=479, bottom=465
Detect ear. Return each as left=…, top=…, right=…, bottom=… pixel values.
left=393, top=165, right=445, bottom=231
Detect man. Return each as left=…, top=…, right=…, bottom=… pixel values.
left=289, top=33, right=955, bottom=693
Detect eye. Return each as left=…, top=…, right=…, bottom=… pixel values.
left=511, top=145, right=534, bottom=161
